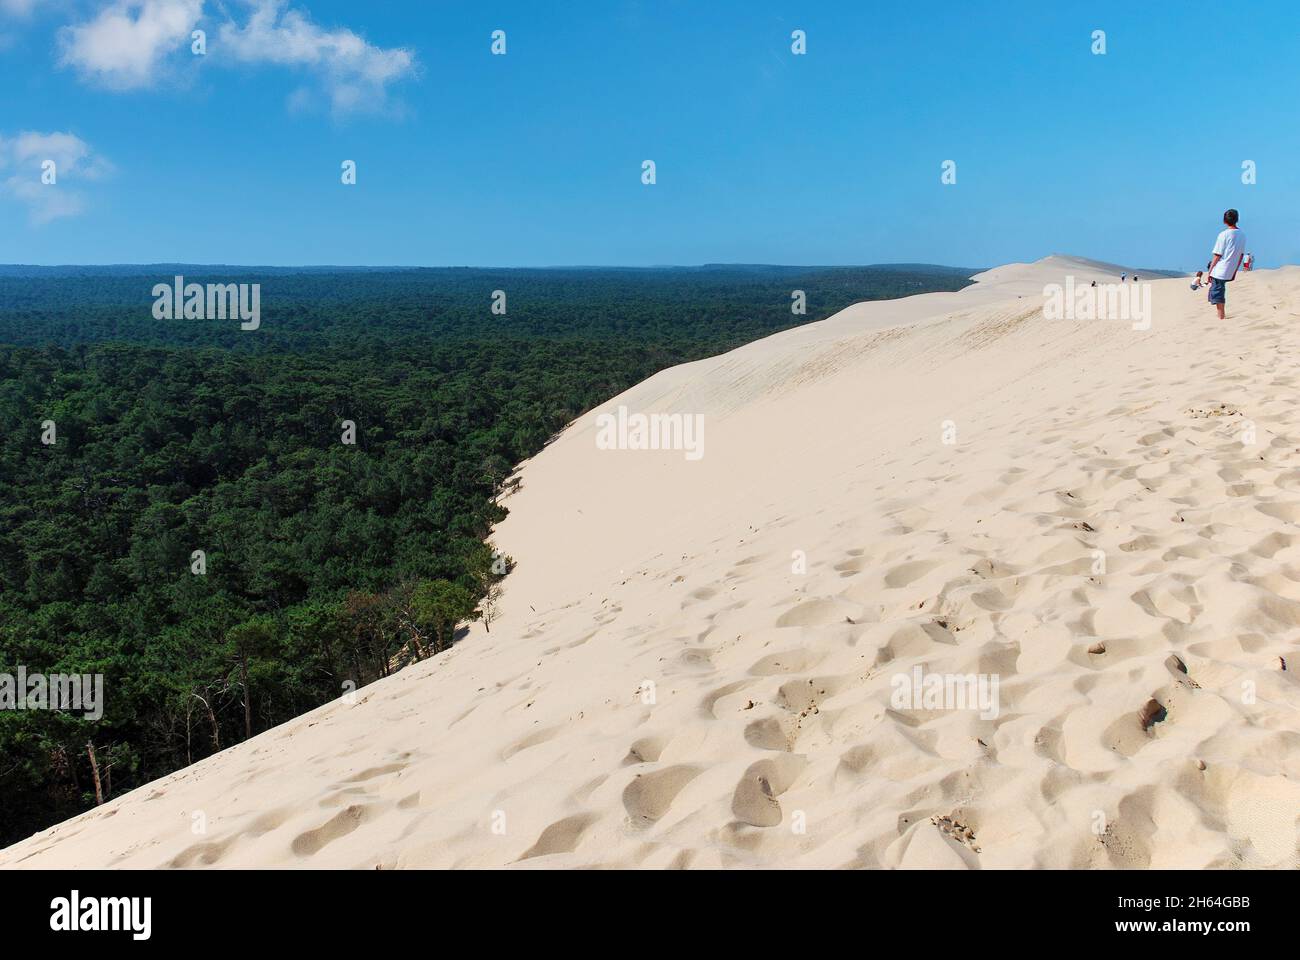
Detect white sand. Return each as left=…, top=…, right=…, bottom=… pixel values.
left=5, top=255, right=1299, bottom=869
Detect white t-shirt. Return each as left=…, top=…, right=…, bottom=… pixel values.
left=1211, top=227, right=1246, bottom=280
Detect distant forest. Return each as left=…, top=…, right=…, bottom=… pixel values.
left=0, top=263, right=975, bottom=845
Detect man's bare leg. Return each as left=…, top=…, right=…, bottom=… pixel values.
left=1216, top=303, right=1226, bottom=320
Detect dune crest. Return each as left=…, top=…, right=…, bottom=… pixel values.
left=7, top=257, right=1300, bottom=870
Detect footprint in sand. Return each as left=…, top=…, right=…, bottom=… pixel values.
left=730, top=756, right=807, bottom=828
left=623, top=733, right=671, bottom=764
left=517, top=813, right=599, bottom=861
left=699, top=679, right=759, bottom=718
left=169, top=835, right=239, bottom=868
left=774, top=596, right=861, bottom=627
left=743, top=715, right=794, bottom=751
left=747, top=648, right=825, bottom=676
left=882, top=559, right=942, bottom=588
left=343, top=761, right=408, bottom=783
left=621, top=765, right=702, bottom=825
left=501, top=723, right=566, bottom=761
left=291, top=803, right=377, bottom=857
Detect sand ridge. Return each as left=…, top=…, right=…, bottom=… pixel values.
left=5, top=256, right=1299, bottom=869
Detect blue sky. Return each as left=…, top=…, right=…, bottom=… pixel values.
left=1, top=0, right=1296, bottom=268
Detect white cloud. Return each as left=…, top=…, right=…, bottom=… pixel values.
left=54, top=0, right=415, bottom=113
left=0, top=131, right=112, bottom=225
left=58, top=0, right=202, bottom=90
left=218, top=0, right=415, bottom=114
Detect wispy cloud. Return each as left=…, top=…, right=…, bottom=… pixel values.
left=217, top=0, right=416, bottom=115
left=55, top=0, right=416, bottom=114
left=58, top=0, right=202, bottom=90
left=0, top=131, right=112, bottom=225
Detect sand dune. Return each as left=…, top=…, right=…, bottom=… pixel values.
left=6, top=255, right=1300, bottom=869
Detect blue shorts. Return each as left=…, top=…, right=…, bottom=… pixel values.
left=1207, top=277, right=1227, bottom=305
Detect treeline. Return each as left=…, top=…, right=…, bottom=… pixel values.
left=0, top=264, right=977, bottom=352
left=0, top=265, right=975, bottom=844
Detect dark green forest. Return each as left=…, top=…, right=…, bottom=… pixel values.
left=0, top=263, right=974, bottom=845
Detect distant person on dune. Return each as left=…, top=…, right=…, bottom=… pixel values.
left=1206, top=208, right=1246, bottom=320
left=1243, top=252, right=1254, bottom=271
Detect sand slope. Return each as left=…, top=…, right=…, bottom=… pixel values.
left=5, top=256, right=1300, bottom=869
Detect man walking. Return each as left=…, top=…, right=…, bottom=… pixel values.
left=1206, top=209, right=1246, bottom=319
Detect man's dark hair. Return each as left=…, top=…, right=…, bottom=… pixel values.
left=1224, top=208, right=1239, bottom=226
